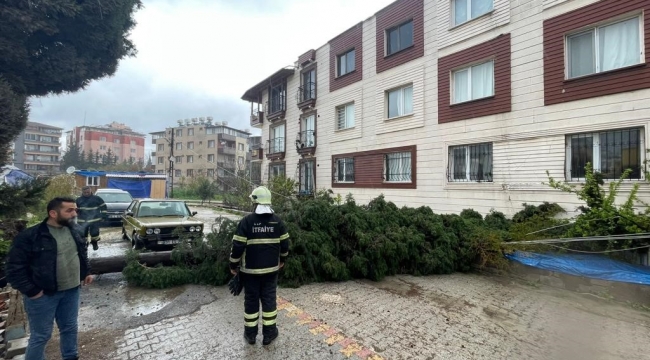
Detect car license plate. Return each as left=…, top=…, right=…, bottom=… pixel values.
left=158, top=240, right=180, bottom=245
left=110, top=215, right=121, bottom=218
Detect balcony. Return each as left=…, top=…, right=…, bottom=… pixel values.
left=218, top=133, right=237, bottom=142
left=217, top=162, right=237, bottom=171
left=295, top=130, right=316, bottom=156
left=266, top=95, right=286, bottom=122
left=266, top=138, right=285, bottom=160
left=296, top=82, right=316, bottom=111
left=251, top=148, right=263, bottom=160
left=250, top=110, right=264, bottom=128
left=218, top=146, right=236, bottom=155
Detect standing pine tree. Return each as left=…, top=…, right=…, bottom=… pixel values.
left=86, top=149, right=96, bottom=168
left=60, top=141, right=83, bottom=171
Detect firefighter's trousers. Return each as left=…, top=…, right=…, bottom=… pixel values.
left=243, top=272, right=278, bottom=336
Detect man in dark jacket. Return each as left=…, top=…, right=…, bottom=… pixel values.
left=229, top=186, right=290, bottom=346
left=6, top=197, right=93, bottom=360
left=76, top=186, right=106, bottom=251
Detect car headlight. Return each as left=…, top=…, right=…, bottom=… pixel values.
left=189, top=226, right=195, bottom=232
left=153, top=228, right=161, bottom=234
left=146, top=229, right=153, bottom=235
left=195, top=226, right=202, bottom=232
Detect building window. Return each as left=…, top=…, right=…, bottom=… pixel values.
left=86, top=176, right=99, bottom=186
left=187, top=155, right=193, bottom=163
left=567, top=16, right=641, bottom=79
left=130, top=140, right=136, bottom=146
left=337, top=49, right=356, bottom=76
left=336, top=103, right=355, bottom=130
left=187, top=142, right=194, bottom=150
left=387, top=85, right=413, bottom=118
left=175, top=156, right=182, bottom=164
left=384, top=152, right=411, bottom=182
left=335, top=158, right=354, bottom=182
left=208, top=140, right=215, bottom=148
left=453, top=0, right=493, bottom=26
left=268, top=82, right=286, bottom=114
left=207, top=169, right=214, bottom=177
left=157, top=170, right=164, bottom=174
left=175, top=170, right=181, bottom=177
left=386, top=20, right=413, bottom=56
left=176, top=129, right=183, bottom=137
left=157, top=144, right=164, bottom=151
left=452, top=60, right=494, bottom=104
left=176, top=142, right=182, bottom=150
left=114, top=139, right=121, bottom=144
left=301, top=68, right=317, bottom=102
left=186, top=169, right=194, bottom=177
left=131, top=149, right=136, bottom=153
left=207, top=154, right=214, bottom=162
left=238, top=143, right=244, bottom=151
left=157, top=157, right=164, bottom=164
left=269, top=163, right=285, bottom=179
left=100, top=146, right=106, bottom=150
left=300, top=115, right=315, bottom=148
left=448, top=143, right=493, bottom=182
left=100, top=136, right=107, bottom=142
left=269, top=124, right=285, bottom=154
left=188, top=128, right=194, bottom=136
left=299, top=160, right=315, bottom=195
left=566, top=128, right=643, bottom=181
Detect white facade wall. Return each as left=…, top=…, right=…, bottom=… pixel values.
left=255, top=0, right=650, bottom=216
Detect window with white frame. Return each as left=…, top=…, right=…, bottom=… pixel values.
left=386, top=20, right=414, bottom=55
left=336, top=103, right=355, bottom=130
left=448, top=143, right=493, bottom=182
left=157, top=144, right=164, bottom=151
left=208, top=140, right=215, bottom=148
left=300, top=115, right=315, bottom=147
left=567, top=16, right=642, bottom=79
left=337, top=49, right=356, bottom=77
left=175, top=129, right=183, bottom=137
left=157, top=157, right=164, bottom=164
left=187, top=155, right=193, bottom=163
left=175, top=156, right=182, bottom=164
left=187, top=141, right=194, bottom=150
left=188, top=128, right=194, bottom=136
left=176, top=142, right=182, bottom=150
left=207, top=154, right=214, bottom=162
left=270, top=124, right=285, bottom=154
left=238, top=143, right=244, bottom=151
left=453, top=0, right=493, bottom=26
left=384, top=152, right=412, bottom=182
left=387, top=85, right=413, bottom=118
left=566, top=128, right=643, bottom=181
left=335, top=158, right=354, bottom=182
left=452, top=60, right=494, bottom=104
left=299, top=160, right=315, bottom=194
left=86, top=176, right=99, bottom=186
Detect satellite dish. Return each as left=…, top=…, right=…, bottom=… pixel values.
left=66, top=166, right=76, bottom=174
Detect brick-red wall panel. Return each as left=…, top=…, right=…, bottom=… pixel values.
left=376, top=0, right=424, bottom=73
left=544, top=0, right=650, bottom=105
left=298, top=49, right=315, bottom=66
left=331, top=145, right=417, bottom=189
left=438, top=34, right=512, bottom=124
left=329, top=23, right=363, bottom=92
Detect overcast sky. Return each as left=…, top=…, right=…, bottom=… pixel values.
left=29, top=0, right=394, bottom=154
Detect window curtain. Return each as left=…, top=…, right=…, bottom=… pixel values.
left=569, top=31, right=595, bottom=78
left=347, top=50, right=355, bottom=73
left=471, top=61, right=494, bottom=99
left=453, top=69, right=470, bottom=103
left=599, top=17, right=640, bottom=72
left=388, top=90, right=400, bottom=118
left=403, top=86, right=413, bottom=115
left=451, top=147, right=467, bottom=180
left=469, top=143, right=493, bottom=181
left=345, top=104, right=355, bottom=128
left=302, top=116, right=315, bottom=146
left=386, top=152, right=411, bottom=181
left=454, top=0, right=468, bottom=25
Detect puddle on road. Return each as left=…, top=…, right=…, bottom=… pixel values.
left=120, top=285, right=186, bottom=317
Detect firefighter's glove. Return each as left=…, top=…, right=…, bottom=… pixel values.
left=228, top=272, right=243, bottom=296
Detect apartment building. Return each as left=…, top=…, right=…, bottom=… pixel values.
left=66, top=122, right=146, bottom=163
left=249, top=135, right=263, bottom=185
left=242, top=0, right=650, bottom=216
left=150, top=118, right=250, bottom=186
left=12, top=121, right=63, bottom=175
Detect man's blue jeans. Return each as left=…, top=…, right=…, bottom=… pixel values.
left=23, top=286, right=80, bottom=360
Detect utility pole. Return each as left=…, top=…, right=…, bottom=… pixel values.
left=168, top=128, right=175, bottom=198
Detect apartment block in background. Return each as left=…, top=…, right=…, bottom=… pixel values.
left=66, top=122, right=146, bottom=163
left=241, top=0, right=650, bottom=216
left=12, top=121, right=63, bottom=175
left=150, top=117, right=250, bottom=188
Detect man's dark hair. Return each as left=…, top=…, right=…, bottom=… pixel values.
left=46, top=197, right=76, bottom=213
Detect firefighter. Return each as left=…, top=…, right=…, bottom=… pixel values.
left=229, top=186, right=290, bottom=346
left=75, top=186, right=106, bottom=251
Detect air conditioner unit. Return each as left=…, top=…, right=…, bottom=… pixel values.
left=207, top=116, right=213, bottom=121
left=177, top=120, right=184, bottom=126
left=185, top=119, right=191, bottom=126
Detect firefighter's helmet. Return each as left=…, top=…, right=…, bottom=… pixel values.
left=250, top=186, right=272, bottom=205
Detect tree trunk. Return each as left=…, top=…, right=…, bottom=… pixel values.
left=89, top=251, right=174, bottom=274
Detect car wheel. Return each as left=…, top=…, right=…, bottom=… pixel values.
left=132, top=233, right=144, bottom=250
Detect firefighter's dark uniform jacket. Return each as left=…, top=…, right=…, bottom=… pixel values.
left=5, top=219, right=91, bottom=298
left=229, top=213, right=289, bottom=274
left=75, top=195, right=106, bottom=224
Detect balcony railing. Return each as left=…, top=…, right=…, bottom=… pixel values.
left=266, top=138, right=285, bottom=159
left=250, top=110, right=264, bottom=127
left=218, top=146, right=236, bottom=155
left=296, top=130, right=316, bottom=154
left=266, top=94, right=286, bottom=121
left=296, top=82, right=316, bottom=109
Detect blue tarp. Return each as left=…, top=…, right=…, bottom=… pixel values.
left=77, top=170, right=106, bottom=177
left=107, top=178, right=152, bottom=198
left=506, top=251, right=650, bottom=286
left=0, top=166, right=33, bottom=186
